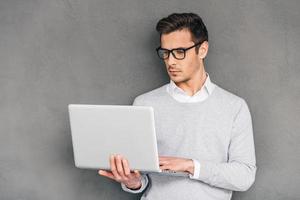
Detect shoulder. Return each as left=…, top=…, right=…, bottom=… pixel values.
left=213, top=84, right=249, bottom=113
left=133, top=84, right=168, bottom=106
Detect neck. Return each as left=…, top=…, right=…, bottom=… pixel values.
left=175, top=67, right=207, bottom=96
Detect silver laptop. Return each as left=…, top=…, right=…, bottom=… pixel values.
left=68, top=104, right=188, bottom=177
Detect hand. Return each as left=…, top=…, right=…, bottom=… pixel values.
left=159, top=156, right=194, bottom=175
left=98, top=154, right=142, bottom=189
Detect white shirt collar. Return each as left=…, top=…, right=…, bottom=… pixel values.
left=166, top=73, right=216, bottom=103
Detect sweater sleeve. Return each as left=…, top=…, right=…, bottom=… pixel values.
left=193, top=99, right=257, bottom=191
left=121, top=174, right=149, bottom=194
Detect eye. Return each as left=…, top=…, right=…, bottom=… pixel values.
left=160, top=50, right=168, bottom=57
left=174, top=49, right=185, bottom=55
left=157, top=49, right=169, bottom=59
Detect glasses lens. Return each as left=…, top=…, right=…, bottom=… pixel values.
left=173, top=49, right=185, bottom=59
left=157, top=49, right=169, bottom=59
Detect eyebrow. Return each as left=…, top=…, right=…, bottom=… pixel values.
left=160, top=46, right=188, bottom=50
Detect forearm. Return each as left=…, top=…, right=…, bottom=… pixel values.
left=194, top=160, right=256, bottom=191
left=192, top=99, right=256, bottom=191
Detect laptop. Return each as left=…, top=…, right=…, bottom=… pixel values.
left=68, top=104, right=188, bottom=177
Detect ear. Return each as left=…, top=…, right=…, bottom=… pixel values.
left=198, top=41, right=209, bottom=59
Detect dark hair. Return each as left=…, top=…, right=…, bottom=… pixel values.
left=156, top=13, right=208, bottom=52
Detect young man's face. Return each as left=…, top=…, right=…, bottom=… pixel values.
left=160, top=29, right=208, bottom=84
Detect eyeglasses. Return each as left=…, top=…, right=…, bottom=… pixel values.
left=156, top=41, right=203, bottom=60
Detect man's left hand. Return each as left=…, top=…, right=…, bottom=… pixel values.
left=159, top=156, right=194, bottom=175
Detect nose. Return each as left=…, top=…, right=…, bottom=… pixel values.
left=166, top=52, right=177, bottom=66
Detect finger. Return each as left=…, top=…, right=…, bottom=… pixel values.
left=159, top=155, right=169, bottom=158
left=115, top=155, right=126, bottom=179
left=110, top=155, right=121, bottom=181
left=159, top=164, right=171, bottom=170
left=98, top=170, right=115, bottom=180
left=159, top=156, right=171, bottom=161
left=122, top=158, right=131, bottom=176
left=133, top=170, right=141, bottom=178
left=159, top=160, right=169, bottom=166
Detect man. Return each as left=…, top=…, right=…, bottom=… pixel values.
left=98, top=13, right=256, bottom=200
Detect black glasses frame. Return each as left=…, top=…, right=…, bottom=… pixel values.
left=156, top=41, right=203, bottom=60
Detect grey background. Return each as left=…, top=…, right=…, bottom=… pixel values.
left=0, top=0, right=299, bottom=199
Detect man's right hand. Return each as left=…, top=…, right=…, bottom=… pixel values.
left=98, top=154, right=142, bottom=190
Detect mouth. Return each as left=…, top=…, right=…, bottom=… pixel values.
left=168, top=71, right=181, bottom=77
left=168, top=68, right=181, bottom=73
left=169, top=70, right=180, bottom=74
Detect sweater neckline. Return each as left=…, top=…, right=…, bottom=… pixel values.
left=164, top=84, right=218, bottom=106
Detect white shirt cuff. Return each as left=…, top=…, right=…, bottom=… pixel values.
left=189, top=159, right=201, bottom=179
left=121, top=174, right=148, bottom=194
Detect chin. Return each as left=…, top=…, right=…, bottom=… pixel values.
left=170, top=76, right=186, bottom=84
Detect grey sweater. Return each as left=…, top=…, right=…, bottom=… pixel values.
left=122, top=84, right=256, bottom=200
